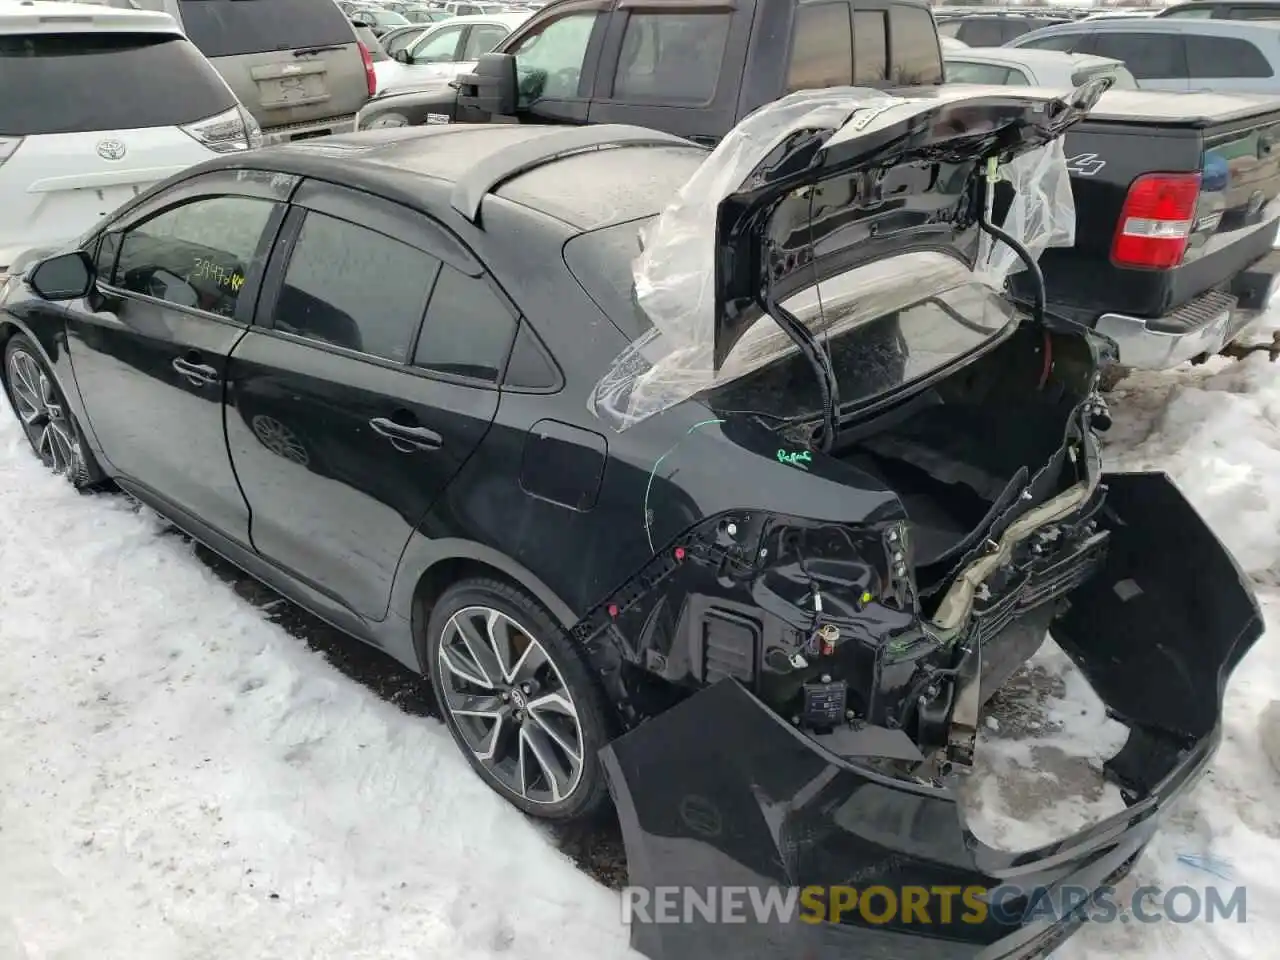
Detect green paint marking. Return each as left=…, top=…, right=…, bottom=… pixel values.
left=776, top=449, right=812, bottom=469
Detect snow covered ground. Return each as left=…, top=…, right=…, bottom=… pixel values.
left=2, top=338, right=1279, bottom=958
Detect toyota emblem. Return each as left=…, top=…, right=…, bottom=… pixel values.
left=96, top=138, right=127, bottom=161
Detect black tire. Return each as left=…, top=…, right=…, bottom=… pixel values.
left=425, top=577, right=611, bottom=822
left=2, top=334, right=106, bottom=490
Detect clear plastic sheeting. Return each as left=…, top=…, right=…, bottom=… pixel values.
left=587, top=86, right=1081, bottom=432
left=972, top=136, right=1076, bottom=289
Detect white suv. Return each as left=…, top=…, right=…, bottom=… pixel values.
left=0, top=2, right=262, bottom=273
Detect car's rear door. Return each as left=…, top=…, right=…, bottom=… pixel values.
left=226, top=181, right=512, bottom=621
left=175, top=0, right=369, bottom=138
left=0, top=29, right=239, bottom=268
left=65, top=170, right=294, bottom=543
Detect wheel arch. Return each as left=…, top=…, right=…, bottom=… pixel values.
left=396, top=536, right=581, bottom=669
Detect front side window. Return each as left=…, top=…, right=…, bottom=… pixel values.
left=273, top=212, right=439, bottom=362
left=1161, top=6, right=1215, bottom=16
left=786, top=3, right=853, bottom=92
left=410, top=25, right=465, bottom=61
left=888, top=5, right=943, bottom=84
left=612, top=12, right=730, bottom=101
left=111, top=196, right=276, bottom=318
left=509, top=11, right=599, bottom=103
left=386, top=27, right=431, bottom=55
left=413, top=265, right=517, bottom=382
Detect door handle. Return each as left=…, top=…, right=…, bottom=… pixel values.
left=172, top=356, right=219, bottom=387
left=369, top=417, right=442, bottom=452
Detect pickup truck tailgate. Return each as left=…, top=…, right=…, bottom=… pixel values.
left=1025, top=90, right=1280, bottom=325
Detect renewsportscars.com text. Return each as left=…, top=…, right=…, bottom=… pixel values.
left=621, top=884, right=1247, bottom=926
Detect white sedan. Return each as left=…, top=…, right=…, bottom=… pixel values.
left=943, top=47, right=1138, bottom=89
left=373, top=11, right=530, bottom=93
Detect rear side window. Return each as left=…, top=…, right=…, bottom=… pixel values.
left=1090, top=33, right=1188, bottom=79
left=178, top=0, right=355, bottom=59
left=612, top=13, right=731, bottom=102
left=413, top=265, right=518, bottom=382
left=854, top=9, right=888, bottom=83
left=786, top=3, right=853, bottom=91
left=462, top=24, right=510, bottom=59
left=1227, top=7, right=1280, bottom=19
left=0, top=33, right=235, bottom=136
left=945, top=60, right=1016, bottom=84
left=957, top=19, right=1005, bottom=46
left=274, top=212, right=438, bottom=362
left=1017, top=32, right=1082, bottom=51
left=889, top=5, right=942, bottom=85
left=1186, top=35, right=1273, bottom=77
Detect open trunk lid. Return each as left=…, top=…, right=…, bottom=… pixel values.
left=178, top=0, right=369, bottom=132
left=590, top=82, right=1111, bottom=432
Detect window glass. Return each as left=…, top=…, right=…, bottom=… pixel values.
left=411, top=25, right=464, bottom=61
left=509, top=11, right=598, bottom=102
left=957, top=19, right=1005, bottom=46
left=1186, top=35, right=1273, bottom=77
left=1228, top=7, right=1280, bottom=19
left=1090, top=33, right=1186, bottom=79
left=853, top=10, right=888, bottom=84
left=944, top=60, right=1012, bottom=84
left=936, top=20, right=963, bottom=37
left=1017, top=32, right=1081, bottom=51
left=112, top=196, right=276, bottom=318
left=413, top=265, right=517, bottom=382
left=275, top=212, right=438, bottom=362
left=786, top=4, right=853, bottom=92
left=1161, top=6, right=1214, bottom=16
left=888, top=5, right=943, bottom=84
left=0, top=34, right=235, bottom=136
left=386, top=27, right=430, bottom=55
left=504, top=322, right=559, bottom=389
left=463, top=24, right=511, bottom=59
left=177, top=0, right=355, bottom=59
left=613, top=13, right=730, bottom=101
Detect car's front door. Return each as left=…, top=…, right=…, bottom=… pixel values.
left=66, top=170, right=291, bottom=542
left=225, top=180, right=512, bottom=620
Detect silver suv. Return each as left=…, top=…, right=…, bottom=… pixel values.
left=114, top=0, right=375, bottom=142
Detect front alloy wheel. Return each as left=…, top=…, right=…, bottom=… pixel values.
left=437, top=605, right=586, bottom=804
left=5, top=339, right=88, bottom=484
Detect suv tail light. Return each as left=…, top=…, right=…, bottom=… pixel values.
left=1111, top=172, right=1202, bottom=269
left=359, top=41, right=377, bottom=97
left=0, top=136, right=23, bottom=168
left=180, top=105, right=264, bottom=154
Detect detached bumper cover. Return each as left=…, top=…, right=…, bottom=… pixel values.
left=601, top=473, right=1262, bottom=960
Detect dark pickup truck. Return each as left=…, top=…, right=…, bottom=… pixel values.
left=354, top=0, right=947, bottom=141
left=357, top=0, right=1280, bottom=373
left=1022, top=91, right=1280, bottom=371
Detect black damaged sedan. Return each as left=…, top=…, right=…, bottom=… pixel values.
left=0, top=88, right=1262, bottom=960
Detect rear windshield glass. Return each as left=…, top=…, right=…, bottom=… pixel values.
left=0, top=33, right=235, bottom=136
left=179, top=0, right=355, bottom=58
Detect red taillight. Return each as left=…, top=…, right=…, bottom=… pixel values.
left=358, top=41, right=377, bottom=97
left=1111, top=172, right=1201, bottom=269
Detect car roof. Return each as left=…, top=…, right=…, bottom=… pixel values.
left=944, top=48, right=1122, bottom=70
left=1019, top=15, right=1280, bottom=36
left=419, top=10, right=528, bottom=26
left=221, top=125, right=708, bottom=232
left=0, top=0, right=182, bottom=34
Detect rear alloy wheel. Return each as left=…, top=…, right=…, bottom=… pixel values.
left=3, top=335, right=99, bottom=488
left=427, top=579, right=610, bottom=821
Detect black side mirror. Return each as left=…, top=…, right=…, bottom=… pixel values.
left=27, top=250, right=95, bottom=301
left=395, top=47, right=412, bottom=63
left=457, top=52, right=518, bottom=116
